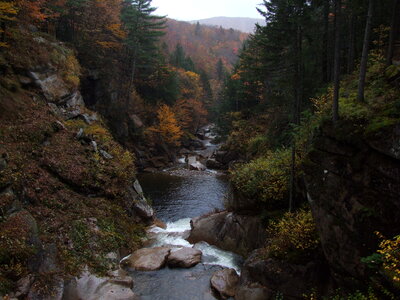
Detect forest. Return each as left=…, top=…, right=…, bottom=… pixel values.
left=0, top=0, right=400, bottom=299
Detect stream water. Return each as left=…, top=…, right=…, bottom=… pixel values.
left=131, top=130, right=242, bottom=300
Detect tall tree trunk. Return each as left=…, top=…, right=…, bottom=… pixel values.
left=333, top=0, right=342, bottom=122
left=387, top=0, right=400, bottom=65
left=347, top=12, right=355, bottom=73
left=357, top=0, right=374, bottom=102
left=289, top=23, right=303, bottom=213
left=322, top=0, right=330, bottom=82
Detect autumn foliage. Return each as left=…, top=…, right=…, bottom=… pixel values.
left=147, top=104, right=183, bottom=147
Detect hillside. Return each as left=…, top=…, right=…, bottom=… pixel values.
left=162, top=19, right=248, bottom=78
left=190, top=16, right=265, bottom=33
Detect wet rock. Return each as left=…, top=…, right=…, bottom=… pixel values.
left=188, top=211, right=265, bottom=256
left=63, top=270, right=136, bottom=300
left=210, top=268, right=239, bottom=299
left=189, top=161, right=207, bottom=171
left=126, top=180, right=154, bottom=223
left=167, top=247, right=202, bottom=268
left=121, top=247, right=171, bottom=271
left=215, top=150, right=239, bottom=165
left=190, top=139, right=206, bottom=150
left=206, top=159, right=224, bottom=170
left=154, top=218, right=167, bottom=229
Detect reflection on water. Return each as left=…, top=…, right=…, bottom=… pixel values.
left=138, top=171, right=230, bottom=222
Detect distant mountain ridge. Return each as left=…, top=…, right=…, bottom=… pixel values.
left=190, top=17, right=265, bottom=33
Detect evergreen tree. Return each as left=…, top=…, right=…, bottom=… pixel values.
left=121, top=0, right=166, bottom=92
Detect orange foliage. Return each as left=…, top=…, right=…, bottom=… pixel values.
left=16, top=0, right=47, bottom=22
left=148, top=104, right=183, bottom=147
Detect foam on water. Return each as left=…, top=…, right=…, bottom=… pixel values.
left=148, top=218, right=242, bottom=274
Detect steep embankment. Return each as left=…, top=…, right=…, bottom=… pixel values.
left=0, top=31, right=152, bottom=298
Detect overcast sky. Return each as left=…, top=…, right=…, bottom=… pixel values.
left=151, top=0, right=263, bottom=21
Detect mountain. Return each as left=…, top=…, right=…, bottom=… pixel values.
left=190, top=17, right=265, bottom=33
left=163, top=19, right=248, bottom=77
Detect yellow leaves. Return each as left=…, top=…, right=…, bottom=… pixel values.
left=107, top=23, right=127, bottom=39
left=0, top=1, right=18, bottom=21
left=147, top=104, right=183, bottom=147
left=376, top=232, right=400, bottom=284
left=266, top=210, right=319, bottom=261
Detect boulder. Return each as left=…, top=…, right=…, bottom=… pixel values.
left=188, top=211, right=265, bottom=256
left=29, top=72, right=70, bottom=102
left=63, top=270, right=137, bottom=300
left=210, top=268, right=239, bottom=299
left=129, top=114, right=144, bottom=128
left=126, top=180, right=154, bottom=223
left=167, top=247, right=202, bottom=268
left=189, top=161, right=206, bottom=171
left=215, top=150, right=239, bottom=165
left=121, top=247, right=171, bottom=271
left=205, top=159, right=224, bottom=170
left=100, top=150, right=113, bottom=160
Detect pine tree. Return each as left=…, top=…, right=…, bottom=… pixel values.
left=121, top=0, right=166, bottom=93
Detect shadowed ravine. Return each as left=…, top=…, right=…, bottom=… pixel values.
left=132, top=140, right=242, bottom=299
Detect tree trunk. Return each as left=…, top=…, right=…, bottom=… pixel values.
left=289, top=23, right=303, bottom=213
left=357, top=0, right=374, bottom=102
left=387, top=0, right=400, bottom=65
left=347, top=12, right=355, bottom=73
left=322, top=0, right=330, bottom=82
left=333, top=0, right=342, bottom=122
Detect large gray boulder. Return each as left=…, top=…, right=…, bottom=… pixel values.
left=167, top=247, right=202, bottom=268
left=126, top=180, right=154, bottom=223
left=187, top=211, right=265, bottom=256
left=210, top=268, right=239, bottom=299
left=121, top=247, right=171, bottom=271
left=63, top=270, right=137, bottom=300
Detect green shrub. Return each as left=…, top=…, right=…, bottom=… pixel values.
left=231, top=148, right=296, bottom=208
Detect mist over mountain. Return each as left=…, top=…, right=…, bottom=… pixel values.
left=190, top=16, right=265, bottom=33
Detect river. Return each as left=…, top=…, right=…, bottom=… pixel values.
left=131, top=133, right=242, bottom=300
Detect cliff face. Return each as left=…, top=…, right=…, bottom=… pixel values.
left=304, top=120, right=400, bottom=288
left=0, top=32, right=152, bottom=297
